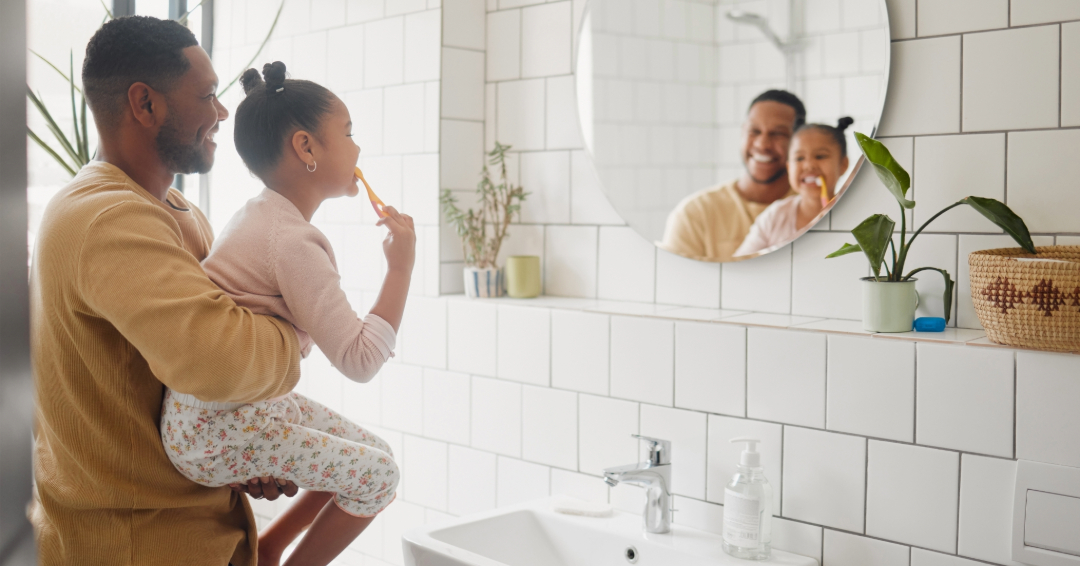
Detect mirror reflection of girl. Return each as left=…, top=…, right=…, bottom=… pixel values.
left=160, top=62, right=415, bottom=566
left=734, top=117, right=853, bottom=258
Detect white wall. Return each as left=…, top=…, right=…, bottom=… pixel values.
left=208, top=1, right=1080, bottom=565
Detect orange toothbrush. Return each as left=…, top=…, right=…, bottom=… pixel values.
left=818, top=176, right=830, bottom=208
left=355, top=166, right=388, bottom=219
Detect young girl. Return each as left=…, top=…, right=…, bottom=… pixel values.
left=734, top=117, right=853, bottom=258
left=160, top=62, right=415, bottom=566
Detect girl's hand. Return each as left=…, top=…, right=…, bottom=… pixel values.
left=377, top=206, right=416, bottom=274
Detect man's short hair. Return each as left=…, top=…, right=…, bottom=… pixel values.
left=82, top=16, right=199, bottom=127
left=748, top=90, right=807, bottom=129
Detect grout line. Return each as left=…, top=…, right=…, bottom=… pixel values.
left=1012, top=353, right=1018, bottom=459
left=863, top=437, right=869, bottom=534
left=743, top=327, right=749, bottom=418
left=913, top=345, right=919, bottom=443
left=1003, top=132, right=1009, bottom=205
left=779, top=425, right=785, bottom=517
left=891, top=19, right=1080, bottom=42
left=959, top=32, right=964, bottom=133
left=955, top=453, right=962, bottom=555
left=876, top=125, right=1080, bottom=139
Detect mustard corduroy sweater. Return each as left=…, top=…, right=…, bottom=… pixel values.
left=30, top=162, right=302, bottom=566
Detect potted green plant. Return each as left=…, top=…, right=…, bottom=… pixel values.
left=441, top=142, right=528, bottom=298
left=827, top=133, right=1036, bottom=332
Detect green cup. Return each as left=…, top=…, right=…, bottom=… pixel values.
left=506, top=256, right=541, bottom=298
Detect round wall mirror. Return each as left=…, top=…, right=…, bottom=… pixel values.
left=576, top=0, right=891, bottom=263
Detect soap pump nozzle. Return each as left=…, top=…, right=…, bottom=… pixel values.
left=730, top=437, right=761, bottom=467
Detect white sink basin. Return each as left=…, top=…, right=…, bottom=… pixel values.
left=402, top=498, right=818, bottom=566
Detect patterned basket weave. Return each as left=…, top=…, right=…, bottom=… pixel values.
left=969, top=246, right=1080, bottom=353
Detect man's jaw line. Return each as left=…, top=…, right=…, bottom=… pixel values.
left=745, top=165, right=788, bottom=185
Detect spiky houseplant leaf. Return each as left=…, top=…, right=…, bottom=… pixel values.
left=855, top=132, right=915, bottom=209
left=905, top=267, right=955, bottom=324
left=826, top=242, right=862, bottom=258
left=961, top=196, right=1036, bottom=254
left=852, top=214, right=895, bottom=279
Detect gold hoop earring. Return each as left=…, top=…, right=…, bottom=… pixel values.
left=306, top=160, right=317, bottom=173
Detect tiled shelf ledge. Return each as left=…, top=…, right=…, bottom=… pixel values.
left=442, top=294, right=1080, bottom=355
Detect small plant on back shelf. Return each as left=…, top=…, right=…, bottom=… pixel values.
left=826, top=132, right=1036, bottom=324
left=441, top=142, right=528, bottom=269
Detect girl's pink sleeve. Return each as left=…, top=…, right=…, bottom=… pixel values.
left=273, top=222, right=395, bottom=383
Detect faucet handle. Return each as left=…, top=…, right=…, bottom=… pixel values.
left=632, top=434, right=671, bottom=465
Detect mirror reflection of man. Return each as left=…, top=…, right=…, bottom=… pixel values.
left=659, top=90, right=806, bottom=262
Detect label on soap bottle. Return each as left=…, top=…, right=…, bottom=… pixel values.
left=723, top=488, right=761, bottom=548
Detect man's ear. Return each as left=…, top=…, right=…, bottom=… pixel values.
left=126, top=82, right=162, bottom=128
left=290, top=130, right=316, bottom=168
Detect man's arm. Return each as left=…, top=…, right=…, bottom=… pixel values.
left=78, top=201, right=301, bottom=403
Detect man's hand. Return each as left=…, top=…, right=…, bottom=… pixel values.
left=229, top=477, right=298, bottom=500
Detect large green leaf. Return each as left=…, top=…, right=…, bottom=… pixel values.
left=961, top=196, right=1037, bottom=254
left=852, top=214, right=895, bottom=279
left=855, top=132, right=915, bottom=209
left=825, top=242, right=862, bottom=258
left=905, top=267, right=955, bottom=325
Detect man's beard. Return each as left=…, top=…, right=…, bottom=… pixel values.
left=746, top=164, right=787, bottom=185
left=156, top=112, right=212, bottom=175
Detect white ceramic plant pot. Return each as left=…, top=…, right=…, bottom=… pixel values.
left=464, top=266, right=504, bottom=298
left=862, top=277, right=920, bottom=332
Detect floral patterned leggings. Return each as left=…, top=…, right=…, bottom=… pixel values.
left=161, top=390, right=398, bottom=517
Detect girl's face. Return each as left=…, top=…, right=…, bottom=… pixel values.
left=309, top=96, right=362, bottom=199
left=788, top=128, right=850, bottom=201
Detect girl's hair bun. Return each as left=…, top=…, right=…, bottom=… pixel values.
left=240, top=68, right=263, bottom=95
left=837, top=116, right=855, bottom=131
left=233, top=60, right=336, bottom=177
left=262, top=61, right=287, bottom=94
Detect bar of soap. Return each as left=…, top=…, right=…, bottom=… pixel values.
left=549, top=495, right=613, bottom=517
left=914, top=317, right=946, bottom=332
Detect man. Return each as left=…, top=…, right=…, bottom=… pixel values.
left=659, top=90, right=806, bottom=262
left=31, top=17, right=301, bottom=565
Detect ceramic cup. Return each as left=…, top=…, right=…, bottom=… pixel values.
left=861, top=277, right=919, bottom=332
left=464, top=266, right=503, bottom=298
left=505, top=256, right=541, bottom=298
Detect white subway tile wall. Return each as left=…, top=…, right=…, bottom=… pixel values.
left=916, top=343, right=1015, bottom=457
left=826, top=335, right=915, bottom=442
left=865, top=441, right=960, bottom=552
left=211, top=1, right=1080, bottom=563
left=824, top=529, right=910, bottom=566
left=782, top=427, right=867, bottom=533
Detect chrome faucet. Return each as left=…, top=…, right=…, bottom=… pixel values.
left=603, top=435, right=673, bottom=534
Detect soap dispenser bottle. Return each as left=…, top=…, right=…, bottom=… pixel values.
left=722, top=437, right=772, bottom=560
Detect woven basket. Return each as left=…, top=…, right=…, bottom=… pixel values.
left=969, top=246, right=1080, bottom=353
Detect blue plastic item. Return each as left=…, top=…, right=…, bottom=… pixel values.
left=914, top=317, right=946, bottom=332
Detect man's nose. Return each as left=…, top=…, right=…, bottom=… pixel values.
left=215, top=96, right=229, bottom=120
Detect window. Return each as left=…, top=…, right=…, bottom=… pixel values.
left=26, top=0, right=212, bottom=252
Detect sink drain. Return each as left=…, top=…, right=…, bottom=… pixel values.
left=624, top=545, right=639, bottom=564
